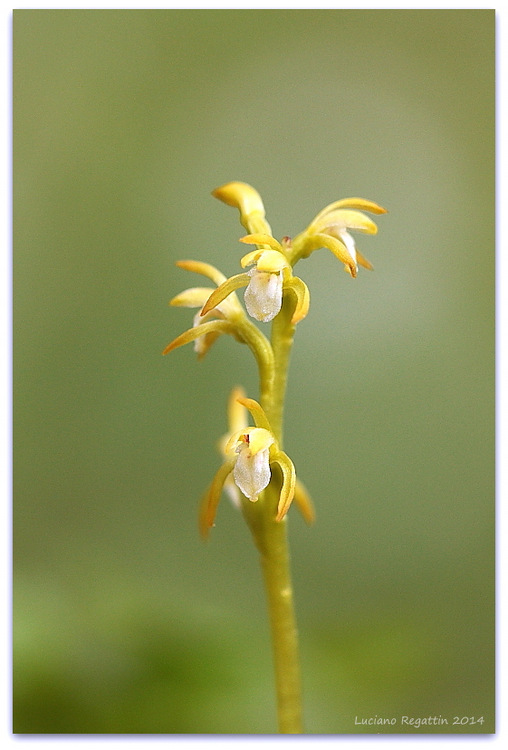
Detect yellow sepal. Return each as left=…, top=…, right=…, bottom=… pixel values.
left=271, top=450, right=296, bottom=522
left=239, top=234, right=283, bottom=252
left=200, top=273, right=250, bottom=316
left=162, top=320, right=238, bottom=355
left=236, top=396, right=272, bottom=431
left=212, top=182, right=265, bottom=216
left=175, top=259, right=226, bottom=286
left=170, top=287, right=214, bottom=308
left=315, top=209, right=379, bottom=235
left=303, top=233, right=358, bottom=277
left=284, top=276, right=310, bottom=324
left=224, top=426, right=274, bottom=457
left=311, top=198, right=387, bottom=226
left=199, top=458, right=236, bottom=539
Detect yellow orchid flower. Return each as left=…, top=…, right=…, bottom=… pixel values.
left=292, top=197, right=387, bottom=276
left=201, top=235, right=310, bottom=325
left=216, top=387, right=315, bottom=522
left=162, top=260, right=247, bottom=359
left=219, top=386, right=249, bottom=508
left=199, top=393, right=312, bottom=538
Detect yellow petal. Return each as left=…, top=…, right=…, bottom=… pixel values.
left=332, top=197, right=387, bottom=214
left=255, top=250, right=289, bottom=273
left=175, top=260, right=226, bottom=286
left=247, top=427, right=275, bottom=456
left=218, top=387, right=248, bottom=457
left=240, top=249, right=264, bottom=268
left=199, top=458, right=236, bottom=539
left=311, top=198, right=387, bottom=227
left=317, top=209, right=378, bottom=235
left=239, top=234, right=283, bottom=252
left=303, top=233, right=358, bottom=277
left=162, top=320, right=236, bottom=355
left=227, top=386, right=248, bottom=433
left=272, top=451, right=296, bottom=522
left=241, top=248, right=288, bottom=273
left=212, top=182, right=272, bottom=235
left=212, top=182, right=265, bottom=215
left=284, top=276, right=310, bottom=324
left=200, top=273, right=250, bottom=316
left=170, top=287, right=214, bottom=308
left=236, top=396, right=272, bottom=431
left=224, top=427, right=274, bottom=457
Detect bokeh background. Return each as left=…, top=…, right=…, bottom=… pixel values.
left=13, top=9, right=495, bottom=735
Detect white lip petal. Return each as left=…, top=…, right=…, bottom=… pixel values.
left=233, top=446, right=272, bottom=502
left=244, top=270, right=283, bottom=322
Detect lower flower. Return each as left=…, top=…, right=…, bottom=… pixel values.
left=199, top=392, right=315, bottom=538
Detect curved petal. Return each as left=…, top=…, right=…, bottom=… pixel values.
left=212, top=182, right=272, bottom=236
left=236, top=396, right=273, bottom=432
left=199, top=458, right=236, bottom=539
left=303, top=233, right=358, bottom=277
left=239, top=234, right=283, bottom=252
left=200, top=273, right=250, bottom=316
left=162, top=320, right=237, bottom=355
left=224, top=426, right=274, bottom=457
left=255, top=250, right=289, bottom=273
left=175, top=260, right=227, bottom=286
left=309, top=197, right=387, bottom=228
left=284, top=276, right=310, bottom=324
left=170, top=287, right=214, bottom=308
left=218, top=386, right=248, bottom=457
left=241, top=248, right=289, bottom=271
left=227, top=386, right=248, bottom=433
left=271, top=450, right=296, bottom=522
left=240, top=249, right=264, bottom=268
left=317, top=209, right=378, bottom=235
left=212, top=182, right=265, bottom=215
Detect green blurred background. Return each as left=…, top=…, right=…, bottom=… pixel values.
left=13, top=9, right=495, bottom=735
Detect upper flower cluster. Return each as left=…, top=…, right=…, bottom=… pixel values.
left=163, top=182, right=386, bottom=361
left=291, top=195, right=387, bottom=276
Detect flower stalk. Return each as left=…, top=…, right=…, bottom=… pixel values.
left=163, top=181, right=385, bottom=733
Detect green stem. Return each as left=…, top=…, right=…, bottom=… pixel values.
left=234, top=316, right=275, bottom=409
left=242, top=294, right=302, bottom=733
left=266, top=295, right=296, bottom=444
left=242, top=485, right=303, bottom=733
left=260, top=512, right=302, bottom=733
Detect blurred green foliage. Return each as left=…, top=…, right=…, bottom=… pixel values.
left=13, top=9, right=494, bottom=734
